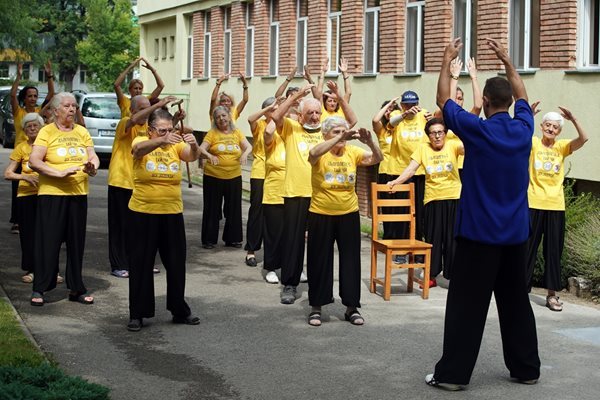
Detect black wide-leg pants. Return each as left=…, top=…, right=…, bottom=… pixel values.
left=201, top=175, right=243, bottom=245
left=424, top=199, right=458, bottom=279
left=262, top=203, right=284, bottom=271
left=244, top=178, right=264, bottom=252
left=129, top=211, right=191, bottom=320
left=33, top=195, right=88, bottom=295
left=280, top=197, right=310, bottom=286
left=108, top=185, right=133, bottom=271
left=377, top=172, right=403, bottom=239
left=434, top=238, right=540, bottom=385
left=17, top=195, right=37, bottom=273
left=526, top=208, right=565, bottom=291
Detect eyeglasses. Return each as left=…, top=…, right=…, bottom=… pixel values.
left=428, top=131, right=445, bottom=137
left=150, top=127, right=175, bottom=135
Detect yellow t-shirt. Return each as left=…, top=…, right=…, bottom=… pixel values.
left=527, top=137, right=572, bottom=211
left=9, top=141, right=38, bottom=197
left=202, top=128, right=244, bottom=179
left=128, top=136, right=187, bottom=214
left=108, top=118, right=148, bottom=189
left=118, top=95, right=152, bottom=118
left=263, top=133, right=286, bottom=205
left=389, top=110, right=428, bottom=175
left=34, top=124, right=93, bottom=196
left=309, top=145, right=364, bottom=215
left=411, top=140, right=462, bottom=205
left=376, top=125, right=394, bottom=175
left=320, top=106, right=346, bottom=122
left=14, top=106, right=41, bottom=148
left=250, top=119, right=267, bottom=179
left=279, top=117, right=323, bottom=198
left=446, top=130, right=465, bottom=169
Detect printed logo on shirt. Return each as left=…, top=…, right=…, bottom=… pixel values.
left=324, top=172, right=334, bottom=183
left=57, top=148, right=67, bottom=157
left=68, top=147, right=77, bottom=156
left=234, top=144, right=240, bottom=151
left=169, top=162, right=179, bottom=173
left=385, top=136, right=392, bottom=144
left=280, top=151, right=286, bottom=161
left=445, top=162, right=453, bottom=172
left=158, top=163, right=168, bottom=173
left=426, top=165, right=434, bottom=174
left=348, top=173, right=356, bottom=184
left=146, top=161, right=156, bottom=171
left=534, top=160, right=542, bottom=170
left=336, top=174, right=346, bottom=184
left=298, top=142, right=308, bottom=152
left=226, top=144, right=234, bottom=151
left=78, top=147, right=86, bottom=156
left=543, top=161, right=552, bottom=171
left=217, top=144, right=226, bottom=152
left=553, top=164, right=560, bottom=173
left=401, top=131, right=409, bottom=138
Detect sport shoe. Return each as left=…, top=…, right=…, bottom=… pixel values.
left=393, top=255, right=408, bottom=264
left=245, top=255, right=258, bottom=267
left=425, top=373, right=465, bottom=391
left=265, top=271, right=279, bottom=284
left=300, top=271, right=308, bottom=283
left=280, top=285, right=297, bottom=304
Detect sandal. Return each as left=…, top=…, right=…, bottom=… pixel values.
left=245, top=255, right=257, bottom=267
left=56, top=274, right=64, bottom=284
left=22, top=273, right=34, bottom=283
left=344, top=310, right=365, bottom=326
left=153, top=266, right=160, bottom=274
left=546, top=295, right=563, bottom=312
left=68, top=293, right=94, bottom=305
left=308, top=311, right=322, bottom=327
left=111, top=269, right=129, bottom=278
left=30, top=292, right=44, bottom=307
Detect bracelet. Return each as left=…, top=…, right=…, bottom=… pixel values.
left=450, top=74, right=459, bottom=80
left=243, top=86, right=248, bottom=89
left=344, top=77, right=349, bottom=80
left=285, top=78, right=291, bottom=82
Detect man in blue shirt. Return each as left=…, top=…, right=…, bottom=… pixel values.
left=425, top=38, right=541, bottom=391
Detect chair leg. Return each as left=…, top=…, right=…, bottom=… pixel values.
left=422, top=251, right=431, bottom=300
left=384, top=252, right=392, bottom=301
left=370, top=247, right=377, bottom=294
left=407, top=267, right=414, bottom=293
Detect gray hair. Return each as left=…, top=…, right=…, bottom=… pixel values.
left=211, top=105, right=236, bottom=131
left=262, top=97, right=276, bottom=109
left=322, top=116, right=349, bottom=135
left=50, top=92, right=77, bottom=111
left=298, top=98, right=321, bottom=115
left=21, top=112, right=44, bottom=129
left=542, top=111, right=564, bottom=128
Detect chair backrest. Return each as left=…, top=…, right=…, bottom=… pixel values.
left=370, top=182, right=416, bottom=241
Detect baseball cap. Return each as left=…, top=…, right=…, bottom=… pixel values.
left=401, top=90, right=419, bottom=104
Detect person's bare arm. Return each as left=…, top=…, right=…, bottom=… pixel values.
left=356, top=128, right=383, bottom=166
left=10, top=63, right=22, bottom=114
left=4, top=159, right=39, bottom=187
left=328, top=81, right=357, bottom=128
left=210, top=74, right=229, bottom=117
left=44, top=60, right=55, bottom=103
left=128, top=95, right=177, bottom=129
left=449, top=57, right=462, bottom=105
left=303, top=65, right=320, bottom=99
left=239, top=136, right=252, bottom=165
left=387, top=160, right=420, bottom=188
left=248, top=102, right=276, bottom=133
left=141, top=58, right=164, bottom=101
left=437, top=38, right=462, bottom=110
left=467, top=58, right=482, bottom=115
left=114, top=57, right=141, bottom=103
left=372, top=97, right=399, bottom=135
left=308, top=128, right=355, bottom=165
left=560, top=107, right=589, bottom=153
left=263, top=119, right=276, bottom=147
left=486, top=38, right=527, bottom=102
left=198, top=141, right=219, bottom=165
left=339, top=57, right=352, bottom=103
left=236, top=72, right=249, bottom=117
left=132, top=132, right=182, bottom=160
left=271, top=84, right=313, bottom=132
left=29, top=146, right=80, bottom=178
left=274, top=67, right=297, bottom=98
left=179, top=133, right=201, bottom=162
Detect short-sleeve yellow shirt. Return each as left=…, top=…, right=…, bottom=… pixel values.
left=528, top=137, right=571, bottom=211
left=9, top=141, right=39, bottom=197
left=411, top=140, right=462, bottom=205
left=389, top=110, right=429, bottom=175
left=320, top=106, right=346, bottom=122
left=250, top=119, right=267, bottom=179
left=263, top=133, right=286, bottom=205
left=202, top=128, right=244, bottom=180
left=376, top=125, right=394, bottom=175
left=108, top=117, right=148, bottom=189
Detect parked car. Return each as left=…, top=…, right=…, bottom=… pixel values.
left=0, top=87, right=46, bottom=149
left=73, top=92, right=121, bottom=159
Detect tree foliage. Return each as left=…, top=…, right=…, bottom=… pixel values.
left=0, top=1, right=41, bottom=57
left=77, top=0, right=140, bottom=91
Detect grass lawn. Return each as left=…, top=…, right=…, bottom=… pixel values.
left=0, top=298, right=46, bottom=367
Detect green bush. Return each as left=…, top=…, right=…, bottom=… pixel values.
left=0, top=364, right=110, bottom=400
left=533, top=179, right=600, bottom=292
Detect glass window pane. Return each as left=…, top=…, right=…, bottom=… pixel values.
left=329, top=16, right=339, bottom=69
left=187, top=37, right=193, bottom=78
left=364, top=12, right=375, bottom=73
left=406, top=7, right=418, bottom=72
left=270, top=25, right=278, bottom=75
left=224, top=32, right=231, bottom=74
left=296, top=20, right=306, bottom=72
left=246, top=29, right=254, bottom=76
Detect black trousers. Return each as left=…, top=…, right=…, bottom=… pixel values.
left=33, top=195, right=88, bottom=295
left=412, top=175, right=425, bottom=241
left=201, top=175, right=243, bottom=245
left=10, top=165, right=21, bottom=224
left=108, top=185, right=133, bottom=271
left=526, top=209, right=565, bottom=291
left=377, top=172, right=403, bottom=239
left=307, top=211, right=361, bottom=307
left=17, top=195, right=37, bottom=273
left=281, top=197, right=311, bottom=286
left=129, top=211, right=191, bottom=320
left=244, top=178, right=264, bottom=252
left=434, top=238, right=540, bottom=385
left=424, top=199, right=458, bottom=279
left=263, top=204, right=284, bottom=271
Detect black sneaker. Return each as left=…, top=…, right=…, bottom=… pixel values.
left=280, top=285, right=297, bottom=304
left=172, top=315, right=200, bottom=325
left=127, top=318, right=143, bottom=332
left=245, top=255, right=258, bottom=267
left=425, top=373, right=464, bottom=391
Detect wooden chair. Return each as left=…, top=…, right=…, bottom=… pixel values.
left=370, top=183, right=432, bottom=300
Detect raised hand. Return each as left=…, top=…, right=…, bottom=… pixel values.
left=558, top=106, right=576, bottom=122
left=339, top=57, right=348, bottom=74
left=467, top=57, right=478, bottom=79
left=44, top=60, right=53, bottom=76
left=485, top=38, right=510, bottom=64
left=303, top=65, right=313, bottom=83
left=444, top=38, right=462, bottom=61
left=239, top=72, right=248, bottom=85
left=326, top=80, right=340, bottom=95
left=182, top=132, right=197, bottom=145
left=530, top=101, right=541, bottom=116
left=450, top=57, right=463, bottom=77
left=287, top=66, right=297, bottom=80
left=217, top=74, right=229, bottom=85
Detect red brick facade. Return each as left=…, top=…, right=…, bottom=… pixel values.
left=539, top=0, right=577, bottom=69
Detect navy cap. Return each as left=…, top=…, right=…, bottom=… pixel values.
left=401, top=90, right=419, bottom=104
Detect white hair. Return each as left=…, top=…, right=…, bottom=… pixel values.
left=298, top=98, right=321, bottom=115
left=50, top=92, right=77, bottom=110
left=322, top=116, right=349, bottom=134
left=542, top=111, right=564, bottom=128
left=21, top=112, right=44, bottom=129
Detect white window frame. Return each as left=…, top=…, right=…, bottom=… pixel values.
left=203, top=12, right=212, bottom=78
left=454, top=0, right=474, bottom=71
left=405, top=1, right=425, bottom=73
left=364, top=0, right=380, bottom=74
left=509, top=0, right=530, bottom=69
left=269, top=0, right=279, bottom=76
left=296, top=0, right=308, bottom=73
left=327, top=0, right=341, bottom=74
left=246, top=4, right=255, bottom=77
left=579, top=0, right=600, bottom=68
left=186, top=16, right=193, bottom=79
left=223, top=7, right=232, bottom=75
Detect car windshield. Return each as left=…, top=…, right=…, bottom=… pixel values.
left=82, top=97, right=120, bottom=119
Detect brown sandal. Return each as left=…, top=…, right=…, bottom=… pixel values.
left=546, top=295, right=563, bottom=312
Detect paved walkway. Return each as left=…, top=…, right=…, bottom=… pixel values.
left=0, top=149, right=599, bottom=400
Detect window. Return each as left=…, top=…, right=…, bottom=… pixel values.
left=223, top=6, right=232, bottom=75
left=454, top=0, right=477, bottom=70
left=364, top=0, right=380, bottom=74
left=204, top=11, right=211, bottom=78
left=509, top=0, right=539, bottom=69
left=21, top=64, right=31, bottom=80
left=296, top=0, right=308, bottom=72
left=162, top=37, right=167, bottom=59
left=170, top=36, right=175, bottom=58
left=406, top=1, right=425, bottom=73
left=38, top=68, right=47, bottom=82
left=327, top=0, right=342, bottom=73
left=0, top=64, right=8, bottom=78
left=579, top=0, right=600, bottom=67
left=186, top=16, right=193, bottom=79
left=246, top=3, right=255, bottom=77
left=269, top=0, right=280, bottom=75
left=79, top=67, right=87, bottom=84
left=154, top=38, right=159, bottom=60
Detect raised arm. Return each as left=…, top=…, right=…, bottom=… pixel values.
left=10, top=63, right=22, bottom=114
left=449, top=57, right=462, bottom=105
left=308, top=128, right=356, bottom=165
left=271, top=84, right=313, bottom=132
left=486, top=38, right=527, bottom=102
left=437, top=38, right=462, bottom=110
left=248, top=102, right=276, bottom=133
left=328, top=81, right=357, bottom=128
left=467, top=58, right=482, bottom=115
left=560, top=107, right=589, bottom=153
left=132, top=131, right=181, bottom=160
left=303, top=65, right=320, bottom=100
left=236, top=72, right=249, bottom=117
left=141, top=58, right=165, bottom=101
left=372, top=98, right=399, bottom=135
left=179, top=132, right=201, bottom=162
left=274, top=67, right=297, bottom=98
left=128, top=95, right=178, bottom=129
left=210, top=74, right=229, bottom=117
left=356, top=128, right=383, bottom=166
left=44, top=60, right=55, bottom=103
left=339, top=57, right=352, bottom=103
left=263, top=119, right=276, bottom=147
left=114, top=57, right=141, bottom=103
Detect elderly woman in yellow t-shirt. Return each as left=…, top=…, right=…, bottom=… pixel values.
left=388, top=118, right=464, bottom=288
left=4, top=113, right=44, bottom=283
left=126, top=107, right=201, bottom=331
left=28, top=92, right=100, bottom=307
left=199, top=106, right=252, bottom=249
left=526, top=107, right=588, bottom=312
left=305, top=117, right=382, bottom=327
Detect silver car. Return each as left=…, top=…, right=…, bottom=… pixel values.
left=74, top=92, right=121, bottom=159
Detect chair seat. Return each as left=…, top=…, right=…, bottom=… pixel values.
left=372, top=239, right=432, bottom=250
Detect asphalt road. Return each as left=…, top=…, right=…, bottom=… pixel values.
left=0, top=147, right=599, bottom=400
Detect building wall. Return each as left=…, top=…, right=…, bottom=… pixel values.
left=138, top=0, right=600, bottom=187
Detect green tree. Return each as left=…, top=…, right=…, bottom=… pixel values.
left=0, top=1, right=40, bottom=56
left=77, top=0, right=139, bottom=91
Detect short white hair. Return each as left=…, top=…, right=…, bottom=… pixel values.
left=322, top=116, right=349, bottom=134
left=298, top=98, right=321, bottom=115
left=50, top=92, right=77, bottom=110
left=542, top=111, right=564, bottom=128
left=21, top=112, right=44, bottom=129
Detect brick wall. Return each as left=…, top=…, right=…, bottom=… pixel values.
left=231, top=2, right=246, bottom=74
left=211, top=7, right=224, bottom=78
left=380, top=0, right=405, bottom=73
left=253, top=0, right=270, bottom=76
left=476, top=1, right=509, bottom=70
left=423, top=0, right=453, bottom=72
left=192, top=11, right=203, bottom=78
left=539, top=0, right=577, bottom=69
left=307, top=0, right=328, bottom=71
left=278, top=1, right=298, bottom=74
left=340, top=0, right=364, bottom=74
